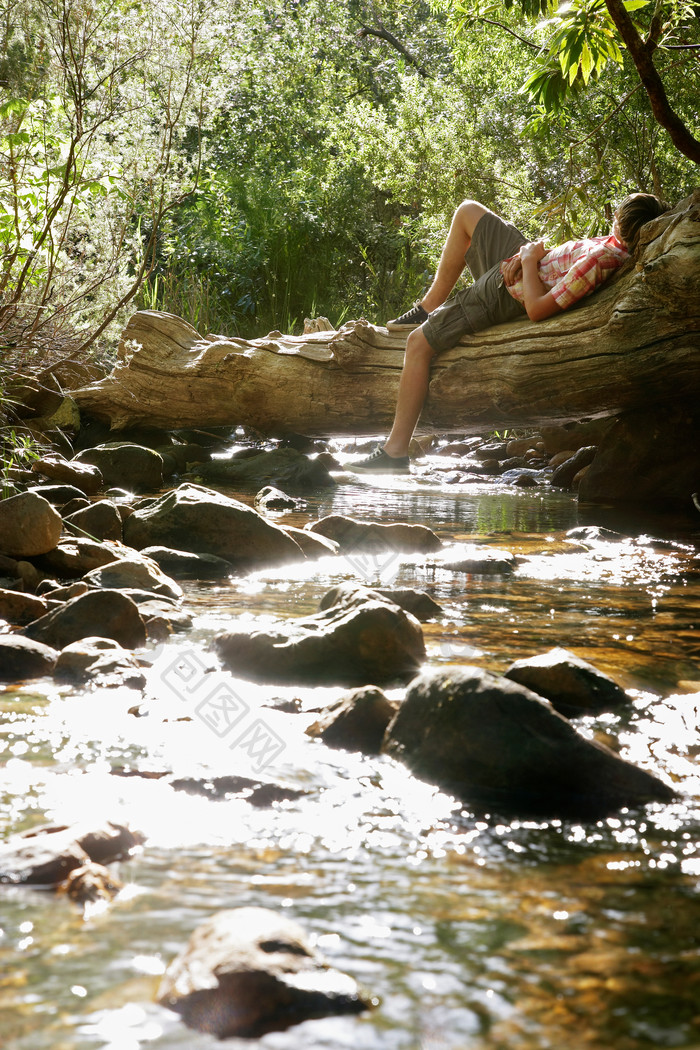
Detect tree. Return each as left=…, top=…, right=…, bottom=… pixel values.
left=432, top=0, right=700, bottom=163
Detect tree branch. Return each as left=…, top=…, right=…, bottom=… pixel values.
left=603, top=0, right=700, bottom=163
left=357, top=24, right=431, bottom=77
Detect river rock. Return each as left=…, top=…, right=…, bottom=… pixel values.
left=319, top=583, right=442, bottom=622
left=83, top=554, right=182, bottom=601
left=123, top=483, right=303, bottom=570
left=382, top=667, right=675, bottom=818
left=23, top=589, right=147, bottom=649
left=550, top=446, right=597, bottom=489
left=169, top=775, right=306, bottom=807
left=194, top=447, right=335, bottom=492
left=36, top=537, right=121, bottom=577
left=61, top=862, right=123, bottom=905
left=140, top=546, right=234, bottom=580
left=504, top=647, right=630, bottom=717
left=27, top=483, right=88, bottom=508
left=254, top=485, right=301, bottom=511
left=0, top=587, right=48, bottom=626
left=215, top=591, right=425, bottom=686
left=32, top=455, right=103, bottom=494
left=0, top=635, right=59, bottom=681
left=0, top=821, right=144, bottom=885
left=73, top=442, right=164, bottom=492
left=157, top=907, right=371, bottom=1038
left=306, top=686, right=397, bottom=753
left=0, top=491, right=63, bottom=557
left=53, top=636, right=145, bottom=687
left=438, top=545, right=516, bottom=574
left=280, top=525, right=339, bottom=558
left=577, top=399, right=700, bottom=508
left=307, top=515, right=442, bottom=554
left=63, top=500, right=123, bottom=541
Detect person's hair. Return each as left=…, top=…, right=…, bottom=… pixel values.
left=615, top=192, right=669, bottom=251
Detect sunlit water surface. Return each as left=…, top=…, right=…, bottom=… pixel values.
left=2, top=457, right=700, bottom=1050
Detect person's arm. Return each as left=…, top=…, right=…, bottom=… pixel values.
left=519, top=240, right=562, bottom=322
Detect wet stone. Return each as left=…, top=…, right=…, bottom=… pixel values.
left=438, top=545, right=516, bottom=575
left=82, top=554, right=183, bottom=601
left=306, top=685, right=398, bottom=754
left=382, top=667, right=675, bottom=819
left=123, top=483, right=303, bottom=570
left=308, top=514, right=442, bottom=554
left=141, top=546, right=234, bottom=580
left=504, top=646, right=630, bottom=717
left=0, top=821, right=144, bottom=885
left=157, top=907, right=372, bottom=1038
left=215, top=589, right=425, bottom=686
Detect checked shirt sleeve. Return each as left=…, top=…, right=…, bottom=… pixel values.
left=549, top=241, right=628, bottom=310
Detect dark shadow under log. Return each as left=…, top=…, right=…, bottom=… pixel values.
left=71, top=191, right=700, bottom=436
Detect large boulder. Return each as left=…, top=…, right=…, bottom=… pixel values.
left=157, top=907, right=371, bottom=1038
left=382, top=667, right=675, bottom=818
left=73, top=442, right=164, bottom=492
left=0, top=635, right=59, bottom=681
left=123, top=483, right=303, bottom=570
left=577, top=399, right=700, bottom=509
left=0, top=491, right=62, bottom=557
left=23, top=589, right=147, bottom=649
left=215, top=590, right=425, bottom=686
left=504, top=647, right=630, bottom=717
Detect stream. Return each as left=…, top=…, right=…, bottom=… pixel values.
left=2, top=445, right=700, bottom=1050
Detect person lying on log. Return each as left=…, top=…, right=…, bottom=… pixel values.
left=347, top=193, right=668, bottom=474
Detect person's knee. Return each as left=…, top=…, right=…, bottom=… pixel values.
left=455, top=199, right=489, bottom=234
left=405, top=329, right=436, bottom=365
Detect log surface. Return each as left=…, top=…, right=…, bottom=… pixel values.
left=72, top=191, right=700, bottom=435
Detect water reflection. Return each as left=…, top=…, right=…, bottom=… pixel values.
left=2, top=476, right=700, bottom=1049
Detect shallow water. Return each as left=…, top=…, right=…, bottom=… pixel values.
left=2, top=455, right=700, bottom=1050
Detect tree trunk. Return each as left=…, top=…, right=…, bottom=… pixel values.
left=72, top=191, right=700, bottom=436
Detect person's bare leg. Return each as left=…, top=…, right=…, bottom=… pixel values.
left=382, top=327, right=436, bottom=458
left=421, top=200, right=490, bottom=312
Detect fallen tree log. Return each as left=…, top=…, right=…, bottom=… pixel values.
left=72, top=191, right=700, bottom=436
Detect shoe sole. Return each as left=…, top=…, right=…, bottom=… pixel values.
left=386, top=321, right=422, bottom=331
left=346, top=464, right=410, bottom=475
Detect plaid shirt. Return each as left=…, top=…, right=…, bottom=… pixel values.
left=503, top=234, right=629, bottom=310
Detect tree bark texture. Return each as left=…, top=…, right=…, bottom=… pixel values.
left=72, top=192, right=700, bottom=436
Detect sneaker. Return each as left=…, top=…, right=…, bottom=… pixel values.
left=386, top=302, right=429, bottom=330
left=346, top=447, right=410, bottom=474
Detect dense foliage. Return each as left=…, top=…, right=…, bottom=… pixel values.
left=1, top=0, right=697, bottom=363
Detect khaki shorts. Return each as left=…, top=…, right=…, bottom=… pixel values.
left=422, top=210, right=529, bottom=354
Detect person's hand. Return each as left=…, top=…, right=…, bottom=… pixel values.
left=501, top=254, right=523, bottom=285
left=519, top=239, right=547, bottom=264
